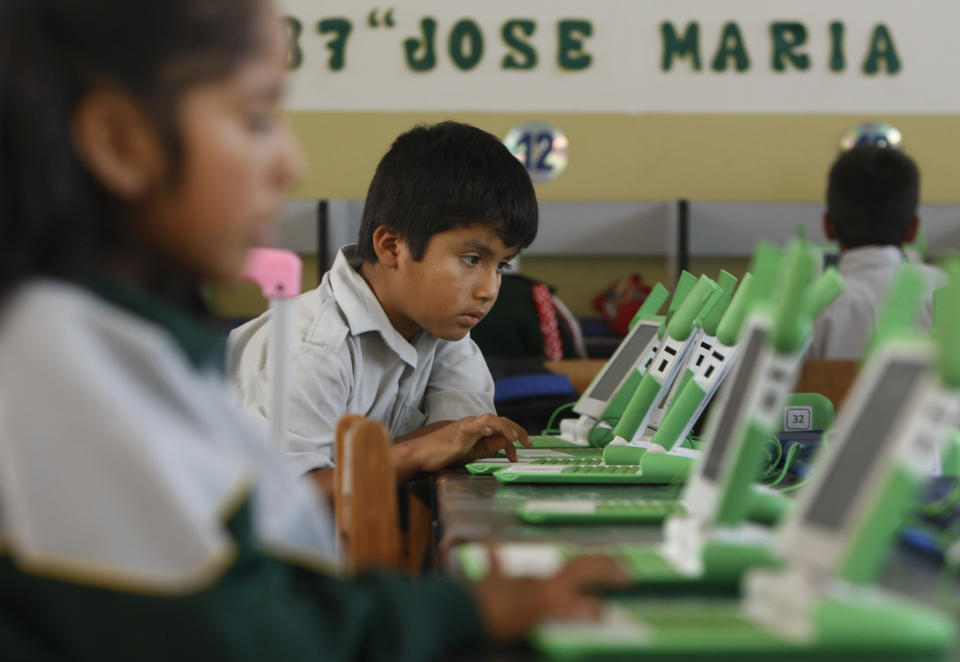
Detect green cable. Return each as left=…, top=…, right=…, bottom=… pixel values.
left=920, top=480, right=960, bottom=517
left=767, top=443, right=802, bottom=487
left=778, top=476, right=811, bottom=493
left=759, top=436, right=784, bottom=480
left=769, top=432, right=832, bottom=491
left=542, top=401, right=577, bottom=435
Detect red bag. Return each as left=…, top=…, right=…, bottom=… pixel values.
left=592, top=274, right=652, bottom=337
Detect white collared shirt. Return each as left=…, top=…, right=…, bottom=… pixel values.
left=0, top=281, right=338, bottom=591
left=809, top=245, right=946, bottom=360
left=228, top=245, right=495, bottom=474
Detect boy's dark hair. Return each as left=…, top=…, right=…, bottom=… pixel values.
left=826, top=146, right=919, bottom=249
left=0, top=0, right=267, bottom=295
left=358, top=121, right=538, bottom=262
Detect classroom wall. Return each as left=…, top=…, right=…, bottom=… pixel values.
left=289, top=112, right=960, bottom=204
left=214, top=0, right=960, bottom=322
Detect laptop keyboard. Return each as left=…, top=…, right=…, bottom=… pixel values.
left=523, top=435, right=580, bottom=448
left=595, top=499, right=686, bottom=518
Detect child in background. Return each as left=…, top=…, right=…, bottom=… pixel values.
left=0, top=1, right=625, bottom=659
left=230, top=122, right=536, bottom=494
left=810, top=146, right=946, bottom=359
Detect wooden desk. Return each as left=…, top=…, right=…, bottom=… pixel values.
left=794, top=359, right=859, bottom=412
left=435, top=470, right=678, bottom=559
left=435, top=469, right=959, bottom=662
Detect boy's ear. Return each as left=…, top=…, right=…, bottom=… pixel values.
left=70, top=88, right=165, bottom=200
left=903, top=215, right=919, bottom=244
left=371, top=225, right=402, bottom=268
left=822, top=212, right=838, bottom=241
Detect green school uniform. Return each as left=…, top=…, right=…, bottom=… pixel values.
left=0, top=279, right=482, bottom=661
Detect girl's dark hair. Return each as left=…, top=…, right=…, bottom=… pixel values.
left=0, top=0, right=267, bottom=297
left=358, top=121, right=538, bottom=262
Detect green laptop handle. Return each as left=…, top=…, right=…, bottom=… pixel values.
left=942, top=427, right=960, bottom=477
left=649, top=377, right=708, bottom=452
left=715, top=272, right=755, bottom=347
left=628, top=282, right=670, bottom=329
left=938, top=261, right=960, bottom=388
left=661, top=271, right=697, bottom=340
left=770, top=240, right=819, bottom=354
left=749, top=241, right=784, bottom=311
left=839, top=464, right=919, bottom=585
left=700, top=270, right=738, bottom=336
left=666, top=275, right=719, bottom=342
left=933, top=285, right=947, bottom=337
left=864, top=264, right=927, bottom=359
left=696, top=285, right=725, bottom=328
left=610, top=372, right=662, bottom=441
left=666, top=271, right=697, bottom=319
left=802, top=266, right=845, bottom=320
left=713, top=420, right=773, bottom=526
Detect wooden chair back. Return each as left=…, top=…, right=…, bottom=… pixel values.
left=334, top=415, right=402, bottom=573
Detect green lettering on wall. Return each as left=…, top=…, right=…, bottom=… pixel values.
left=863, top=24, right=901, bottom=74
left=449, top=19, right=484, bottom=71
left=829, top=21, right=845, bottom=71
left=502, top=19, right=537, bottom=70
left=316, top=18, right=352, bottom=71
left=558, top=20, right=593, bottom=70
left=711, top=22, right=750, bottom=72
left=282, top=16, right=304, bottom=70
left=404, top=18, right=437, bottom=72
left=660, top=22, right=701, bottom=71
left=770, top=22, right=810, bottom=71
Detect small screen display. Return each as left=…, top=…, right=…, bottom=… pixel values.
left=585, top=324, right=658, bottom=402
left=803, top=360, right=926, bottom=530
left=700, top=327, right=765, bottom=481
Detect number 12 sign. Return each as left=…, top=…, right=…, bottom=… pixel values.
left=503, top=121, right=569, bottom=183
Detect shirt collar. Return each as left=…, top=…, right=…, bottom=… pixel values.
left=837, top=245, right=905, bottom=274
left=328, top=245, right=428, bottom=367
left=90, top=276, right=226, bottom=373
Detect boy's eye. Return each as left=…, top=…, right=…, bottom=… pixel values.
left=497, top=261, right=513, bottom=272
left=461, top=255, right=481, bottom=267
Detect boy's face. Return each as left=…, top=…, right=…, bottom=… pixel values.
left=137, top=4, right=303, bottom=282
left=385, top=224, right=517, bottom=341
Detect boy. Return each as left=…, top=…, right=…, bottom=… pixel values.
left=809, top=146, right=945, bottom=360
left=230, top=122, right=537, bottom=491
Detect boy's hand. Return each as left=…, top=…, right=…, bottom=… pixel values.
left=470, top=550, right=630, bottom=644
left=413, top=414, right=531, bottom=474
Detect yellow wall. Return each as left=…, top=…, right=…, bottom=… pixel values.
left=212, top=256, right=320, bottom=320
left=290, top=112, right=960, bottom=203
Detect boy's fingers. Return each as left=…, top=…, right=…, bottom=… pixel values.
left=512, top=422, right=531, bottom=447
left=459, top=420, right=493, bottom=442
left=482, top=417, right=524, bottom=445
left=485, top=542, right=503, bottom=578
left=499, top=435, right=518, bottom=462
left=553, top=556, right=631, bottom=590
left=544, top=594, right=606, bottom=621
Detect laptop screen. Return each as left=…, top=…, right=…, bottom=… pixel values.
left=700, top=326, right=765, bottom=482
left=584, top=323, right=658, bottom=402
left=803, top=360, right=926, bottom=531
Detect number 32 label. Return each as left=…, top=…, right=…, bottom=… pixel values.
left=784, top=406, right=813, bottom=431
